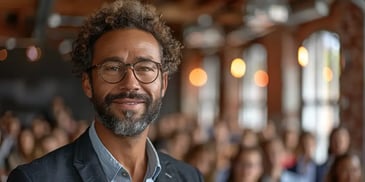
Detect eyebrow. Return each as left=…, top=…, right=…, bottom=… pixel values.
left=100, top=56, right=158, bottom=64
left=135, top=56, right=156, bottom=63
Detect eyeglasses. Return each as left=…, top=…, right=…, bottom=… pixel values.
left=87, top=60, right=162, bottom=84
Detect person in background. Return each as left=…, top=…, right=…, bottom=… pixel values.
left=317, top=126, right=351, bottom=181
left=288, top=131, right=318, bottom=182
left=33, top=134, right=60, bottom=158
left=240, top=129, right=260, bottom=148
left=185, top=142, right=217, bottom=181
left=261, top=137, right=300, bottom=182
left=51, top=127, right=70, bottom=147
left=70, top=120, right=90, bottom=141
left=5, top=128, right=35, bottom=172
left=260, top=120, right=278, bottom=142
left=212, top=120, right=237, bottom=182
left=281, top=127, right=299, bottom=169
left=325, top=153, right=362, bottom=182
left=163, top=130, right=192, bottom=160
left=30, top=116, right=51, bottom=141
left=227, top=146, right=263, bottom=182
left=0, top=112, right=20, bottom=176
left=7, top=0, right=203, bottom=181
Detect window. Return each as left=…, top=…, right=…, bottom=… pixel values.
left=239, top=44, right=268, bottom=131
left=197, top=55, right=221, bottom=129
left=300, top=30, right=340, bottom=163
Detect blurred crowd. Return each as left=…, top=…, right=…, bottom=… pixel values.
left=149, top=114, right=362, bottom=182
left=0, top=97, right=362, bottom=182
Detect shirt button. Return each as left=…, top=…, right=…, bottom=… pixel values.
left=122, top=172, right=128, bottom=177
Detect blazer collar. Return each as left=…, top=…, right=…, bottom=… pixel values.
left=156, top=153, right=182, bottom=182
left=71, top=129, right=185, bottom=182
left=73, top=128, right=107, bottom=182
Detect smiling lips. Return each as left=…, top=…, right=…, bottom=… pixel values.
left=112, top=98, right=145, bottom=109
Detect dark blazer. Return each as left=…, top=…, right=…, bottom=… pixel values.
left=7, top=129, right=203, bottom=182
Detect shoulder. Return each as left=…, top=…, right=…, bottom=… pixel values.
left=158, top=151, right=192, bottom=169
left=7, top=142, right=77, bottom=181
left=157, top=151, right=203, bottom=182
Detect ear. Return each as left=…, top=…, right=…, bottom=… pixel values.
left=160, top=72, right=168, bottom=97
left=82, top=73, right=93, bottom=98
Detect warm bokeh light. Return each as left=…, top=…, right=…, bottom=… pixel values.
left=6, top=38, right=16, bottom=50
left=254, top=70, right=269, bottom=87
left=298, top=46, right=309, bottom=67
left=0, top=49, right=8, bottom=61
left=189, top=68, right=208, bottom=87
left=26, top=46, right=42, bottom=62
left=323, top=66, right=333, bottom=82
left=58, top=39, right=72, bottom=55
left=230, top=58, right=246, bottom=78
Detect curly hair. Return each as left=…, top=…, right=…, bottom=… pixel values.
left=71, top=0, right=183, bottom=77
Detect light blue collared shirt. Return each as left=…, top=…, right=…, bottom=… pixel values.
left=89, top=121, right=161, bottom=182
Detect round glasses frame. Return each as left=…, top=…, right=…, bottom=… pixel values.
left=87, top=60, right=162, bottom=84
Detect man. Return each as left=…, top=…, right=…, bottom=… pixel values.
left=7, top=0, right=203, bottom=181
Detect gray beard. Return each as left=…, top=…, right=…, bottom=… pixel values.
left=93, top=92, right=162, bottom=137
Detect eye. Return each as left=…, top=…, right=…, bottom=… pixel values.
left=104, top=65, right=120, bottom=71
left=135, top=66, right=155, bottom=72
left=101, top=62, right=123, bottom=73
left=134, top=61, right=158, bottom=72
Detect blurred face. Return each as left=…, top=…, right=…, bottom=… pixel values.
left=331, top=129, right=350, bottom=156
left=336, top=156, right=362, bottom=182
left=234, top=150, right=263, bottom=182
left=83, top=29, right=168, bottom=136
left=19, top=130, right=35, bottom=156
left=303, top=135, right=316, bottom=158
left=32, top=119, right=51, bottom=139
left=284, top=130, right=299, bottom=150
left=214, top=122, right=230, bottom=143
left=41, top=136, right=60, bottom=154
left=52, top=128, right=69, bottom=146
left=190, top=149, right=215, bottom=176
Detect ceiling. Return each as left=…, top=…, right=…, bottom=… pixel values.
left=0, top=0, right=333, bottom=51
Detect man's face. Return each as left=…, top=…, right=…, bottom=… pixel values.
left=82, top=29, right=168, bottom=136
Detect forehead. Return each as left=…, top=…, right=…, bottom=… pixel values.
left=92, top=28, right=161, bottom=63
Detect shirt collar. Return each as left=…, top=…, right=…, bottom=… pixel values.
left=88, top=121, right=161, bottom=181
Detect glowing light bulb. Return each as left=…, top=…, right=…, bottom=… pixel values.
left=231, top=58, right=246, bottom=78
left=254, top=70, right=269, bottom=87
left=26, top=46, right=41, bottom=62
left=323, top=66, right=333, bottom=82
left=298, top=46, right=309, bottom=67
left=189, top=68, right=208, bottom=87
left=0, top=49, right=8, bottom=61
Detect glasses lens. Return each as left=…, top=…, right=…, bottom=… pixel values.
left=98, top=60, right=160, bottom=84
left=100, top=61, right=124, bottom=83
left=133, top=61, right=159, bottom=83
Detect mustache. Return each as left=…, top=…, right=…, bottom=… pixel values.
left=105, top=92, right=151, bottom=105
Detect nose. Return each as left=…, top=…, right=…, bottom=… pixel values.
left=118, top=67, right=140, bottom=91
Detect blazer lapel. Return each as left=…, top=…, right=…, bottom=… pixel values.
left=73, top=129, right=107, bottom=182
left=156, top=154, right=181, bottom=182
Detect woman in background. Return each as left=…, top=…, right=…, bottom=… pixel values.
left=227, top=146, right=263, bottom=182
left=326, top=153, right=362, bottom=182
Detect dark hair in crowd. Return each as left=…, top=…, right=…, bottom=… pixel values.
left=326, top=153, right=362, bottom=182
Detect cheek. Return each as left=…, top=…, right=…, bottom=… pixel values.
left=143, top=79, right=164, bottom=99
left=90, top=78, right=113, bottom=101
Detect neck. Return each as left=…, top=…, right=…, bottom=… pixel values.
left=94, top=120, right=149, bottom=180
